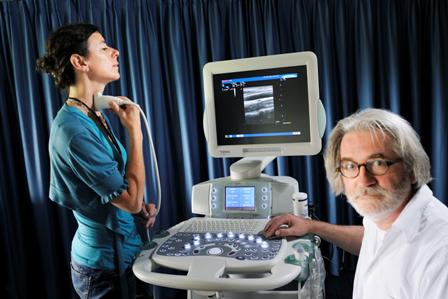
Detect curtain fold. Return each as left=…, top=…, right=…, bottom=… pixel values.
left=1, top=0, right=447, bottom=298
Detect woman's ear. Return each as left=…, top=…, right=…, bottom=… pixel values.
left=69, top=54, right=88, bottom=72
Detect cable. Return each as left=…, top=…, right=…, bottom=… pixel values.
left=128, top=104, right=162, bottom=246
left=136, top=105, right=162, bottom=218
left=89, top=94, right=161, bottom=242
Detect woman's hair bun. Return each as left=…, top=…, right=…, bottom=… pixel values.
left=36, top=54, right=58, bottom=74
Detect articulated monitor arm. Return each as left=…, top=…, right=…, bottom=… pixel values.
left=229, top=156, right=276, bottom=180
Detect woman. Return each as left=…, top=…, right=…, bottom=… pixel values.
left=36, top=23, right=156, bottom=298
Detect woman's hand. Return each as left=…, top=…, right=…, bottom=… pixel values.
left=109, top=98, right=141, bottom=134
left=140, top=203, right=157, bottom=228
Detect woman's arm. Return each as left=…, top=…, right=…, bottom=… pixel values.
left=109, top=102, right=145, bottom=213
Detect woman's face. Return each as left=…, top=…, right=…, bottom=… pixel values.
left=84, top=32, right=120, bottom=84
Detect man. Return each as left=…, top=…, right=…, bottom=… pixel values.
left=264, top=108, right=448, bottom=298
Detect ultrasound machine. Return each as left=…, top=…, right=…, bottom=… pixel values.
left=133, top=52, right=327, bottom=298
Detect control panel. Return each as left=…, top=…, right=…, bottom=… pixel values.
left=192, top=176, right=297, bottom=218
left=156, top=232, right=282, bottom=261
left=209, top=180, right=272, bottom=218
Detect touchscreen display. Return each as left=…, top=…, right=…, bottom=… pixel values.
left=225, top=186, right=256, bottom=211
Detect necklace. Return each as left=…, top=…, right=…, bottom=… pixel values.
left=66, top=98, right=90, bottom=114
left=67, top=97, right=121, bottom=154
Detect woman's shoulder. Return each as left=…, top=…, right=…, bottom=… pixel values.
left=50, top=105, right=99, bottom=143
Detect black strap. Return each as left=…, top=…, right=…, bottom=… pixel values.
left=114, top=234, right=129, bottom=299
left=67, top=97, right=121, bottom=154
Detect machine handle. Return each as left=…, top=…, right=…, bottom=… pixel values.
left=133, top=249, right=301, bottom=292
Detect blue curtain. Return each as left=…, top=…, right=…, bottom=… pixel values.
left=1, top=0, right=447, bottom=298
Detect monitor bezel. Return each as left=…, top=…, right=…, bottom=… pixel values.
left=203, top=51, right=321, bottom=158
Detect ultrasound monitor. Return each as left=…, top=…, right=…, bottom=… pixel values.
left=203, top=52, right=323, bottom=158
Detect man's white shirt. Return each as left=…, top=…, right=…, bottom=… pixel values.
left=353, top=185, right=448, bottom=299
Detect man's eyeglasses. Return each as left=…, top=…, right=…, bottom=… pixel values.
left=336, top=158, right=402, bottom=178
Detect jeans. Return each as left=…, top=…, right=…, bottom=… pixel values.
left=71, top=260, right=136, bottom=299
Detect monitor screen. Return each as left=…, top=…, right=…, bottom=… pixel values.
left=214, top=66, right=310, bottom=146
left=203, top=52, right=322, bottom=157
left=225, top=186, right=256, bottom=211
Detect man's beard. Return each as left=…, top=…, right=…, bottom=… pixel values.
left=346, top=179, right=412, bottom=222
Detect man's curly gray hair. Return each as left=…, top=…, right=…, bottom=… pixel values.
left=323, top=108, right=431, bottom=195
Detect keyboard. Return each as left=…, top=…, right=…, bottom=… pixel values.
left=182, top=217, right=269, bottom=234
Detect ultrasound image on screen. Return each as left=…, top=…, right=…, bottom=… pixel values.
left=243, top=86, right=274, bottom=125
left=213, top=65, right=310, bottom=146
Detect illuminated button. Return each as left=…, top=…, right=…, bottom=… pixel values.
left=227, top=232, right=235, bottom=238
left=205, top=232, right=212, bottom=240
left=208, top=247, right=223, bottom=255
left=211, top=203, right=217, bottom=209
left=261, top=187, right=268, bottom=193
left=256, top=237, right=263, bottom=244
left=193, top=239, right=200, bottom=246
left=262, top=195, right=268, bottom=201
left=212, top=187, right=218, bottom=193
left=184, top=243, right=192, bottom=250
left=217, top=232, right=224, bottom=238
left=193, top=234, right=200, bottom=241
left=211, top=195, right=217, bottom=201
left=238, top=233, right=245, bottom=240
left=261, top=241, right=269, bottom=249
left=248, top=235, right=255, bottom=242
left=261, top=203, right=268, bottom=209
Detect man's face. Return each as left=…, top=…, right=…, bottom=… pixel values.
left=340, top=130, right=413, bottom=222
